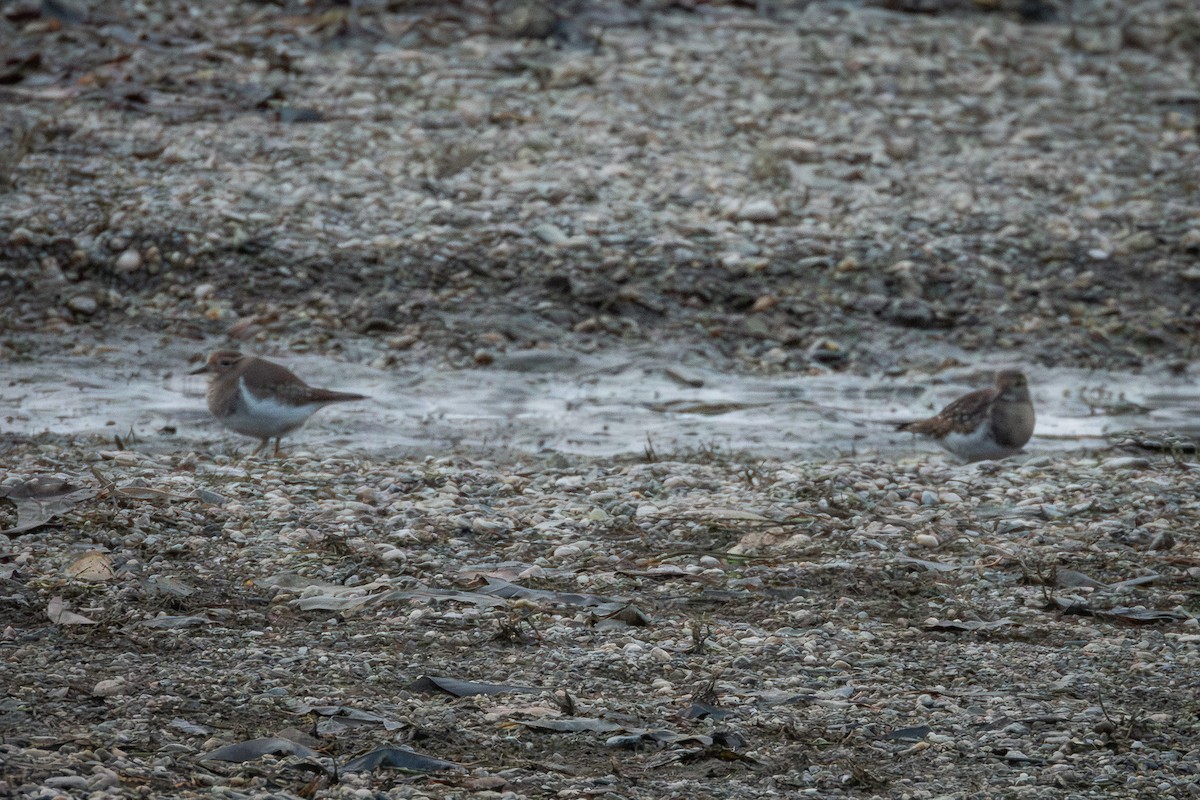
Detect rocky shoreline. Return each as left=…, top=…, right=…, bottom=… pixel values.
left=2, top=0, right=1200, bottom=797
left=2, top=437, right=1200, bottom=797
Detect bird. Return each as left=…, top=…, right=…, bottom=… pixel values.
left=896, top=369, right=1035, bottom=462
left=191, top=350, right=367, bottom=456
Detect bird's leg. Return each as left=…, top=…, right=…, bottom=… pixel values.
left=273, top=438, right=283, bottom=458
left=253, top=438, right=268, bottom=455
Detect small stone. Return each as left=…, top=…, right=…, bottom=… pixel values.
left=1100, top=457, right=1150, bottom=471
left=1117, top=230, right=1157, bottom=254
left=93, top=678, right=127, bottom=697
left=767, top=137, right=820, bottom=162
left=388, top=334, right=418, bottom=350
left=8, top=226, right=35, bottom=245
left=914, top=533, right=940, bottom=548
left=46, top=776, right=90, bottom=790
left=193, top=283, right=216, bottom=301
left=761, top=347, right=787, bottom=365
left=66, top=295, right=98, bottom=315
left=885, top=136, right=918, bottom=160
left=751, top=294, right=779, bottom=312
left=533, top=223, right=569, bottom=245
left=496, top=0, right=556, bottom=38
left=807, top=339, right=844, bottom=364
left=552, top=543, right=582, bottom=560
left=115, top=249, right=142, bottom=272
left=735, top=199, right=779, bottom=222
left=1147, top=532, right=1175, bottom=551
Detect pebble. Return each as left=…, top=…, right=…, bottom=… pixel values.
left=533, top=223, right=570, bottom=245
left=45, top=776, right=90, bottom=790
left=66, top=295, right=98, bottom=315
left=766, top=137, right=820, bottom=162
left=552, top=543, right=582, bottom=559
left=734, top=199, right=780, bottom=222
left=1100, top=457, right=1150, bottom=471
left=93, top=679, right=127, bottom=697
left=115, top=249, right=142, bottom=272
left=761, top=347, right=788, bottom=365
left=8, top=226, right=36, bottom=245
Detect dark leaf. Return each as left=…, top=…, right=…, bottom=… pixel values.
left=1107, top=574, right=1161, bottom=590
left=0, top=52, right=42, bottom=85
left=518, top=718, right=623, bottom=733
left=924, top=618, right=1015, bottom=633
left=591, top=602, right=650, bottom=627
left=711, top=730, right=747, bottom=749
left=605, top=729, right=711, bottom=748
left=882, top=724, right=931, bottom=742
left=293, top=704, right=403, bottom=731
left=378, top=587, right=509, bottom=608
left=896, top=556, right=959, bottom=573
left=683, top=702, right=729, bottom=721
left=476, top=577, right=620, bottom=608
left=137, top=615, right=211, bottom=629
left=1055, top=569, right=1107, bottom=589
left=140, top=576, right=197, bottom=598
left=170, top=718, right=212, bottom=736
left=408, top=675, right=539, bottom=697
left=997, top=748, right=1043, bottom=764
left=342, top=747, right=461, bottom=773
left=200, top=737, right=319, bottom=762
left=0, top=477, right=97, bottom=535
left=1103, top=607, right=1188, bottom=624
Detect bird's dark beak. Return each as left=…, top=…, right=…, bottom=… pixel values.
left=189, top=363, right=210, bottom=375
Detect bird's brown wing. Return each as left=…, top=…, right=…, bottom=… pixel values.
left=298, top=387, right=368, bottom=404
left=239, top=358, right=366, bottom=406
left=897, top=387, right=997, bottom=437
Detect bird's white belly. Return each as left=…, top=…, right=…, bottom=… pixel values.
left=223, top=382, right=319, bottom=438
left=939, top=422, right=1022, bottom=462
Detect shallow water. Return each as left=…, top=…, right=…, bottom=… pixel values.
left=3, top=335, right=1197, bottom=460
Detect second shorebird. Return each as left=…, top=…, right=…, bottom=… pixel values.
left=896, top=369, right=1035, bottom=462
left=192, top=350, right=367, bottom=456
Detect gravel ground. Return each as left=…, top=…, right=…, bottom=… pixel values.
left=2, top=1, right=1200, bottom=798
left=1, top=0, right=1198, bottom=374
left=2, top=440, right=1200, bottom=798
